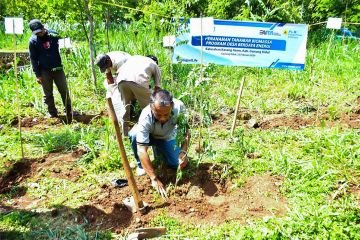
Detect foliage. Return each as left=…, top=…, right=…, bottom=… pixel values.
left=32, top=127, right=82, bottom=152
left=0, top=5, right=360, bottom=238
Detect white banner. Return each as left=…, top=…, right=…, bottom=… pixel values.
left=173, top=19, right=309, bottom=70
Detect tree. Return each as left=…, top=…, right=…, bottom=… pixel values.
left=83, top=0, right=97, bottom=89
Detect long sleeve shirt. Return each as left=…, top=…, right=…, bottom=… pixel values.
left=29, top=29, right=62, bottom=77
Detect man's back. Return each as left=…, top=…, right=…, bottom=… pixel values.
left=116, top=55, right=161, bottom=89
left=106, top=51, right=131, bottom=73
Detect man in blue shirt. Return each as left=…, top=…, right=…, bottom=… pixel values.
left=28, top=19, right=74, bottom=123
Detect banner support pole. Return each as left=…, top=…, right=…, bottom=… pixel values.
left=197, top=15, right=204, bottom=158
left=230, top=76, right=246, bottom=137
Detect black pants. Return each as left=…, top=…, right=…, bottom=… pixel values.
left=40, top=69, right=72, bottom=116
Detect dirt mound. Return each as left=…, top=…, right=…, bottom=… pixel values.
left=1, top=153, right=286, bottom=234
left=166, top=172, right=286, bottom=225
left=82, top=164, right=286, bottom=232
left=0, top=149, right=86, bottom=195
left=78, top=204, right=132, bottom=231
left=259, top=111, right=360, bottom=130
left=11, top=114, right=101, bottom=129
left=260, top=115, right=314, bottom=130
left=0, top=159, right=35, bottom=194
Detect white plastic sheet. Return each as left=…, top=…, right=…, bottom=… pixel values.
left=104, top=80, right=125, bottom=124
left=326, top=18, right=342, bottom=29
left=163, top=35, right=176, bottom=47
left=59, top=38, right=72, bottom=49
left=5, top=17, right=24, bottom=34
left=190, top=17, right=214, bottom=36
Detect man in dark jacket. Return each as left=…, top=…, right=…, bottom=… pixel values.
left=28, top=19, right=74, bottom=123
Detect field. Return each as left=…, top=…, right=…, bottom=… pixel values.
left=0, top=23, right=360, bottom=239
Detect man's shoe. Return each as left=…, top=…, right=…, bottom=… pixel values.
left=136, top=167, right=146, bottom=176
left=111, top=179, right=128, bottom=188
left=47, top=113, right=58, bottom=119
left=65, top=113, right=73, bottom=124
left=129, top=161, right=137, bottom=169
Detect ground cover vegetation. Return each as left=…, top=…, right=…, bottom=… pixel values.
left=0, top=0, right=360, bottom=239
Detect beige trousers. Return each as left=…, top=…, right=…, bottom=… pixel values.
left=118, top=81, right=151, bottom=135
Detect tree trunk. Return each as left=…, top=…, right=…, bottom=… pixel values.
left=106, top=1, right=111, bottom=52
left=75, top=0, right=89, bottom=43
left=84, top=0, right=97, bottom=89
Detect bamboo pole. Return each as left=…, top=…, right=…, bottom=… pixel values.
left=13, top=21, right=24, bottom=159
left=197, top=16, right=204, bottom=157
left=106, top=72, right=144, bottom=212
left=230, top=76, right=246, bottom=137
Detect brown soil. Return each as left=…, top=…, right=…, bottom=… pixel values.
left=9, top=106, right=359, bottom=132
left=0, top=149, right=86, bottom=195
left=0, top=151, right=287, bottom=234
left=349, top=183, right=360, bottom=202
left=74, top=165, right=286, bottom=234
left=210, top=106, right=360, bottom=131
left=11, top=114, right=102, bottom=129
left=259, top=111, right=360, bottom=130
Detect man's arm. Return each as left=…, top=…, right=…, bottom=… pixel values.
left=177, top=103, right=190, bottom=169
left=48, top=30, right=61, bottom=39
left=137, top=145, right=156, bottom=179
left=137, top=144, right=167, bottom=198
left=152, top=64, right=161, bottom=90
left=29, top=40, right=42, bottom=83
left=179, top=129, right=190, bottom=169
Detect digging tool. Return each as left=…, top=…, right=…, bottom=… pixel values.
left=127, top=227, right=166, bottom=240
left=105, top=72, right=145, bottom=213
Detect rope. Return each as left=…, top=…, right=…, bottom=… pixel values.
left=97, top=4, right=360, bottom=27
left=309, top=21, right=327, bottom=26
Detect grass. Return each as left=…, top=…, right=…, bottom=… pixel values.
left=0, top=21, right=360, bottom=239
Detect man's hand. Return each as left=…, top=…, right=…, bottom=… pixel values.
left=36, top=77, right=44, bottom=85
left=151, top=177, right=168, bottom=199
left=178, top=150, right=188, bottom=170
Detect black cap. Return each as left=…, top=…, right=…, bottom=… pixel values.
left=95, top=54, right=110, bottom=73
left=29, top=19, right=44, bottom=34
left=147, top=55, right=158, bottom=65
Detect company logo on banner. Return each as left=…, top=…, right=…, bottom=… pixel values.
left=173, top=19, right=308, bottom=70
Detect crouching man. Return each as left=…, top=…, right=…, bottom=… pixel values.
left=129, top=90, right=190, bottom=199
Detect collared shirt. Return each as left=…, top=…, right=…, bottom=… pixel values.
left=133, top=99, right=187, bottom=145
left=116, top=55, right=161, bottom=89
left=29, top=29, right=62, bottom=77
left=105, top=51, right=131, bottom=74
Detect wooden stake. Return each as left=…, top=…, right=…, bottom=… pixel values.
left=230, top=76, right=246, bottom=137
left=13, top=22, right=24, bottom=159
left=106, top=72, right=144, bottom=212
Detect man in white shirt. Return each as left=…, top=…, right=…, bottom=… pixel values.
left=115, top=55, right=161, bottom=136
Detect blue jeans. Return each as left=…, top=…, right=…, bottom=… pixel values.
left=129, top=131, right=180, bottom=170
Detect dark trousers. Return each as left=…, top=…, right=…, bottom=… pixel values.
left=40, top=69, right=72, bottom=116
